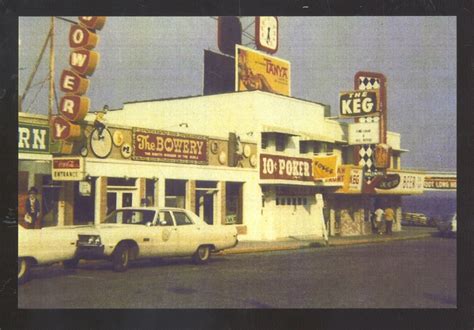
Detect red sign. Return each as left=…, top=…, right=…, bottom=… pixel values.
left=132, top=128, right=208, bottom=165
left=53, top=159, right=81, bottom=169
left=51, top=116, right=81, bottom=141
left=60, top=70, right=89, bottom=95
left=79, top=16, right=106, bottom=30
left=59, top=95, right=90, bottom=121
left=260, top=154, right=313, bottom=181
left=69, top=25, right=99, bottom=49
left=69, top=49, right=100, bottom=76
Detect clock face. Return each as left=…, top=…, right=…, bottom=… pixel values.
left=90, top=128, right=113, bottom=159
left=256, top=16, right=278, bottom=53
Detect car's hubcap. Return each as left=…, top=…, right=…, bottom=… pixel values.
left=121, top=250, right=128, bottom=265
left=199, top=247, right=208, bottom=260
left=18, top=259, right=26, bottom=278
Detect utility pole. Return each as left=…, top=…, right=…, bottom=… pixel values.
left=48, top=16, right=55, bottom=118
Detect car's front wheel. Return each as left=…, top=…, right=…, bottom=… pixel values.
left=192, top=245, right=211, bottom=264
left=112, top=243, right=130, bottom=272
left=18, top=258, right=31, bottom=284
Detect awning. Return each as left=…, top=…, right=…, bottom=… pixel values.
left=299, top=133, right=335, bottom=143
left=261, top=125, right=301, bottom=136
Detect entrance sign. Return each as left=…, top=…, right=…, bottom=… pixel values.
left=52, top=157, right=85, bottom=181
left=339, top=90, right=379, bottom=117
left=236, top=45, right=291, bottom=96
left=260, top=154, right=312, bottom=181
left=132, top=128, right=209, bottom=165
left=348, top=122, right=380, bottom=145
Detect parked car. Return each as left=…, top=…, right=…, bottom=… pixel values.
left=401, top=212, right=430, bottom=226
left=18, top=225, right=81, bottom=284
left=435, top=213, right=457, bottom=237
left=73, top=207, right=239, bottom=272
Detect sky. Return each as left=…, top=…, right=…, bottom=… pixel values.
left=18, top=16, right=456, bottom=171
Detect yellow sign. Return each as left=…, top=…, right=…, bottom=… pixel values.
left=235, top=45, right=290, bottom=96
left=312, top=155, right=338, bottom=179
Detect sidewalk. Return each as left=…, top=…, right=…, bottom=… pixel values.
left=219, top=226, right=439, bottom=255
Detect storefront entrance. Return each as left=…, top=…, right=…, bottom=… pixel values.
left=195, top=181, right=218, bottom=225
left=107, top=189, right=136, bottom=215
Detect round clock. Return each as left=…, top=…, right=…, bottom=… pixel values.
left=218, top=151, right=227, bottom=165
left=80, top=146, right=88, bottom=157
left=211, top=141, right=219, bottom=154
left=255, top=16, right=278, bottom=54
left=90, top=128, right=113, bottom=159
left=120, top=143, right=132, bottom=159
left=243, top=144, right=251, bottom=158
left=250, top=154, right=257, bottom=167
left=113, top=130, right=124, bottom=147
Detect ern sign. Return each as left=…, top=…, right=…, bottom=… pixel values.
left=339, top=90, right=379, bottom=117
left=18, top=124, right=50, bottom=153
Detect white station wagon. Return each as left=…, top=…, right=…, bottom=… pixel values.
left=74, top=207, right=239, bottom=272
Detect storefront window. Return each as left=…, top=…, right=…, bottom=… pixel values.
left=165, top=179, right=186, bottom=208
left=225, top=182, right=243, bottom=225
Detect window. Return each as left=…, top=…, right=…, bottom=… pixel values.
left=300, top=141, right=310, bottom=154
left=275, top=133, right=286, bottom=151
left=104, top=209, right=155, bottom=225
left=314, top=142, right=333, bottom=154
left=174, top=211, right=194, bottom=226
left=261, top=134, right=268, bottom=149
left=276, top=197, right=280, bottom=205
left=158, top=211, right=174, bottom=226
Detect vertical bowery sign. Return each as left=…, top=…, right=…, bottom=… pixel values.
left=18, top=124, right=50, bottom=153
left=260, top=154, right=312, bottom=181
left=235, top=45, right=291, bottom=96
left=52, top=157, right=85, bottom=181
left=132, top=128, right=209, bottom=165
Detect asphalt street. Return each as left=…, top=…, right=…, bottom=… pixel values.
left=18, top=237, right=456, bottom=308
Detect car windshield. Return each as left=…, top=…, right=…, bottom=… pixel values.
left=104, top=210, right=156, bottom=225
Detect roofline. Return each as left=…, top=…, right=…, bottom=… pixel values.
left=122, top=90, right=329, bottom=109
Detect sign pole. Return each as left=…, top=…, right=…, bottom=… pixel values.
left=49, top=16, right=55, bottom=119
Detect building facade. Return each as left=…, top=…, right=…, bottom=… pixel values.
left=18, top=91, right=425, bottom=240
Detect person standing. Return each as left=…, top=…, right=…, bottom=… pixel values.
left=24, top=187, right=41, bottom=229
left=384, top=207, right=395, bottom=235
left=374, top=207, right=384, bottom=235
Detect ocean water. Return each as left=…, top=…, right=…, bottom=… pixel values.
left=402, top=190, right=457, bottom=219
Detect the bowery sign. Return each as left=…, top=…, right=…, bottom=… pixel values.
left=132, top=128, right=209, bottom=165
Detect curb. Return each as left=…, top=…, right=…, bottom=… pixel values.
left=219, top=233, right=434, bottom=255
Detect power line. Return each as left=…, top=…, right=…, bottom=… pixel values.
left=55, top=16, right=78, bottom=25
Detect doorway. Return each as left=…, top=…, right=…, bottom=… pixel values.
left=195, top=181, right=218, bottom=225
left=107, top=189, right=136, bottom=215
